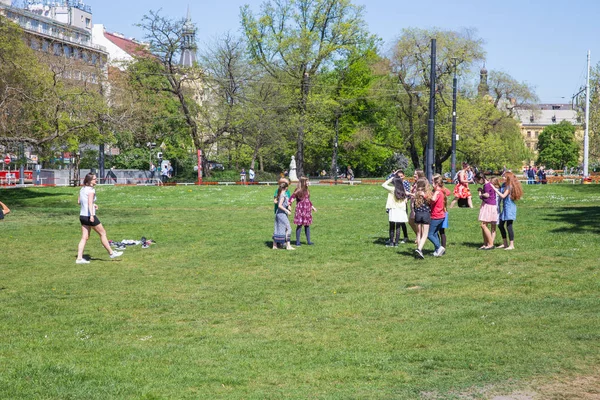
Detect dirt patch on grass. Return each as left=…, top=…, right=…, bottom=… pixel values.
left=422, top=370, right=600, bottom=399
left=535, top=372, right=600, bottom=399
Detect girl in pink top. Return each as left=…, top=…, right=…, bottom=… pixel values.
left=426, top=175, right=447, bottom=257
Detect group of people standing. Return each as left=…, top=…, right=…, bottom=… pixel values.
left=272, top=177, right=317, bottom=250
left=525, top=165, right=547, bottom=185
left=381, top=165, right=523, bottom=258
left=382, top=170, right=449, bottom=258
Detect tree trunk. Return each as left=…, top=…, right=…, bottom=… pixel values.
left=296, top=72, right=310, bottom=178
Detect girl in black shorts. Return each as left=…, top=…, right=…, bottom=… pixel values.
left=413, top=178, right=432, bottom=259
left=76, top=173, right=123, bottom=264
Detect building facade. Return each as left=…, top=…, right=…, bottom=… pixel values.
left=0, top=0, right=108, bottom=84
left=515, top=104, right=582, bottom=154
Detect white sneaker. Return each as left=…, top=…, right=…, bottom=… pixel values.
left=110, top=251, right=123, bottom=259
left=434, top=246, right=445, bottom=257
left=76, top=258, right=90, bottom=264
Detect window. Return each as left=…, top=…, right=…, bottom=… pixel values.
left=552, top=105, right=561, bottom=110
left=85, top=18, right=91, bottom=28
left=527, top=131, right=531, bottom=138
left=529, top=115, right=534, bottom=123
left=551, top=115, right=556, bottom=123
left=53, top=43, right=61, bottom=56
left=42, top=40, right=49, bottom=52
left=73, top=47, right=80, bottom=59
left=63, top=45, right=71, bottom=58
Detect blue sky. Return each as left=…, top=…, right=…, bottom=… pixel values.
left=87, top=0, right=598, bottom=103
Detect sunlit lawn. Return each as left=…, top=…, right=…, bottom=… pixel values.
left=1, top=183, right=599, bottom=399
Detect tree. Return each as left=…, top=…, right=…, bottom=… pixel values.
left=585, top=64, right=600, bottom=166
left=1, top=15, right=106, bottom=163
left=134, top=11, right=210, bottom=171
left=241, top=0, right=374, bottom=177
left=537, top=121, right=579, bottom=169
left=386, top=28, right=486, bottom=170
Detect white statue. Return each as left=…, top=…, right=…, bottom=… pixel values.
left=289, top=155, right=298, bottom=182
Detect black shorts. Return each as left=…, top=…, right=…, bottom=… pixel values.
left=414, top=211, right=431, bottom=225
left=80, top=215, right=101, bottom=227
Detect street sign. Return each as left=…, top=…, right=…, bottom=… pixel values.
left=3, top=156, right=10, bottom=164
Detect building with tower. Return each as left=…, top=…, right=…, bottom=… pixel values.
left=477, top=66, right=489, bottom=98
left=180, top=6, right=197, bottom=67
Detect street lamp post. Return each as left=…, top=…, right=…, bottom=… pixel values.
left=451, top=58, right=458, bottom=180
left=425, top=38, right=437, bottom=182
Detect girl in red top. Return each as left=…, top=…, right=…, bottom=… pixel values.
left=427, top=174, right=448, bottom=257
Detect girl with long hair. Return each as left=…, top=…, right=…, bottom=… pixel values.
left=493, top=172, right=523, bottom=250
left=408, top=169, right=425, bottom=238
left=76, top=173, right=123, bottom=264
left=290, top=176, right=317, bottom=245
left=427, top=174, right=449, bottom=256
left=382, top=172, right=409, bottom=247
left=273, top=181, right=295, bottom=250
left=413, top=178, right=432, bottom=259
left=475, top=172, right=498, bottom=250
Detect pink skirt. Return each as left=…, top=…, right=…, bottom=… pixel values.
left=478, top=203, right=498, bottom=223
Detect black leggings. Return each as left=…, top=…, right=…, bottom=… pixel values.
left=498, top=220, right=514, bottom=241
left=389, top=222, right=408, bottom=243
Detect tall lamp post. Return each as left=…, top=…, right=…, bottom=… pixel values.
left=450, top=57, right=458, bottom=180
left=425, top=38, right=437, bottom=182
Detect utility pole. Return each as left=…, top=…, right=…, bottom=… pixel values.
left=426, top=38, right=436, bottom=182
left=331, top=109, right=341, bottom=185
left=451, top=58, right=458, bottom=181
left=583, top=50, right=590, bottom=178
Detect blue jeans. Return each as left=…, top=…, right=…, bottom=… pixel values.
left=427, top=218, right=444, bottom=250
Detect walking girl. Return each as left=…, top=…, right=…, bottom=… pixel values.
left=273, top=180, right=295, bottom=250
left=475, top=172, right=498, bottom=250
left=382, top=173, right=409, bottom=247
left=493, top=172, right=523, bottom=250
left=76, top=173, right=123, bottom=264
left=427, top=174, right=448, bottom=256
left=290, top=176, right=317, bottom=246
left=413, top=178, right=432, bottom=259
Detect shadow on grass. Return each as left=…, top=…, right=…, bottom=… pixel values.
left=544, top=206, right=600, bottom=234
left=0, top=187, right=63, bottom=206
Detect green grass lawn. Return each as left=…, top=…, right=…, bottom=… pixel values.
left=1, top=183, right=599, bottom=399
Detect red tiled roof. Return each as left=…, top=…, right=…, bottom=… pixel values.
left=104, top=31, right=148, bottom=57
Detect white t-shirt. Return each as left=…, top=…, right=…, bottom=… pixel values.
left=79, top=186, right=96, bottom=216
left=249, top=169, right=255, bottom=179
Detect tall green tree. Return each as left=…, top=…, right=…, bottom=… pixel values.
left=537, top=120, right=579, bottom=169
left=241, top=0, right=374, bottom=177
left=386, top=28, right=486, bottom=170
left=585, top=64, right=600, bottom=165
left=134, top=11, right=210, bottom=170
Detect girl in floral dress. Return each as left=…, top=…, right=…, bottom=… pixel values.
left=290, top=176, right=317, bottom=246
